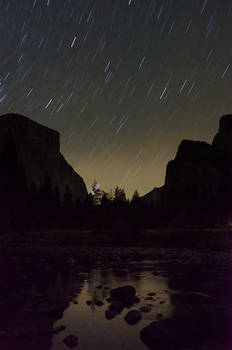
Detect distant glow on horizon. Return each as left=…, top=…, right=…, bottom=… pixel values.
left=0, top=0, right=232, bottom=196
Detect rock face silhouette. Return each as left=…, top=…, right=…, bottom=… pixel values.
left=212, top=114, right=232, bottom=155
left=143, top=115, right=232, bottom=225
left=0, top=113, right=88, bottom=202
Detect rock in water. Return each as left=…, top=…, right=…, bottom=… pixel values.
left=0, top=113, right=87, bottom=202
left=124, top=310, right=142, bottom=325
left=140, top=306, right=151, bottom=313
left=50, top=325, right=66, bottom=334
left=105, top=300, right=124, bottom=320
left=110, top=285, right=136, bottom=305
left=140, top=306, right=230, bottom=349
left=144, top=297, right=153, bottom=301
left=106, top=286, right=139, bottom=320
left=63, top=334, right=78, bottom=348
left=140, top=321, right=174, bottom=349
left=109, top=300, right=124, bottom=313
left=105, top=309, right=118, bottom=320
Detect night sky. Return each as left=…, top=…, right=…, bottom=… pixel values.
left=0, top=0, right=232, bottom=196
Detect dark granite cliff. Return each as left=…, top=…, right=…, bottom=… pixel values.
left=0, top=113, right=88, bottom=202
left=212, top=114, right=232, bottom=155
left=142, top=115, right=232, bottom=225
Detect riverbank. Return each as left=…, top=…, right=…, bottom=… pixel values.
left=3, top=227, right=232, bottom=251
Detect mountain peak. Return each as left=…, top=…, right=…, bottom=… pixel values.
left=218, top=114, right=232, bottom=134
left=212, top=114, right=232, bottom=155
left=0, top=113, right=88, bottom=202
left=0, top=113, right=59, bottom=136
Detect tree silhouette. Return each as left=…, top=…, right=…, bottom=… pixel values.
left=113, top=186, right=127, bottom=205
left=100, top=193, right=110, bottom=207
left=91, top=179, right=104, bottom=206
left=131, top=190, right=140, bottom=204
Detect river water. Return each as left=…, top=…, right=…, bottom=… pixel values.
left=52, top=267, right=174, bottom=350
left=0, top=248, right=231, bottom=350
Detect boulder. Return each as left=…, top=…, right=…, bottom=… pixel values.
left=124, top=310, right=142, bottom=325
left=110, top=285, right=136, bottom=306
left=140, top=306, right=230, bottom=349
left=140, top=306, right=151, bottom=313
left=140, top=321, right=174, bottom=349
left=63, top=334, right=78, bottom=348
left=105, top=300, right=124, bottom=320
left=105, top=309, right=118, bottom=320
left=94, top=300, right=104, bottom=307
left=109, top=300, right=124, bottom=313
left=144, top=297, right=154, bottom=301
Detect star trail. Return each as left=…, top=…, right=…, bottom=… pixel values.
left=0, top=0, right=232, bottom=196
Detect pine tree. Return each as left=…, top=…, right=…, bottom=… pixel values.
left=131, top=190, right=140, bottom=203
left=91, top=179, right=104, bottom=205
left=114, top=186, right=127, bottom=204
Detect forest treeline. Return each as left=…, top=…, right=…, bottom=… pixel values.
left=0, top=131, right=156, bottom=233
left=0, top=131, right=231, bottom=234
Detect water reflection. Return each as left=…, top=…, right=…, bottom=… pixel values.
left=0, top=253, right=230, bottom=350
left=52, top=268, right=173, bottom=350
left=0, top=253, right=84, bottom=350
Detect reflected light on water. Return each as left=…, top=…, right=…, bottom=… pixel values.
left=51, top=268, right=174, bottom=350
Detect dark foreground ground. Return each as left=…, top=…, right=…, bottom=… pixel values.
left=0, top=229, right=232, bottom=350
left=5, top=227, right=232, bottom=250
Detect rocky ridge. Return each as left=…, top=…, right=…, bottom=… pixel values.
left=0, top=113, right=88, bottom=202
left=142, top=115, right=232, bottom=224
